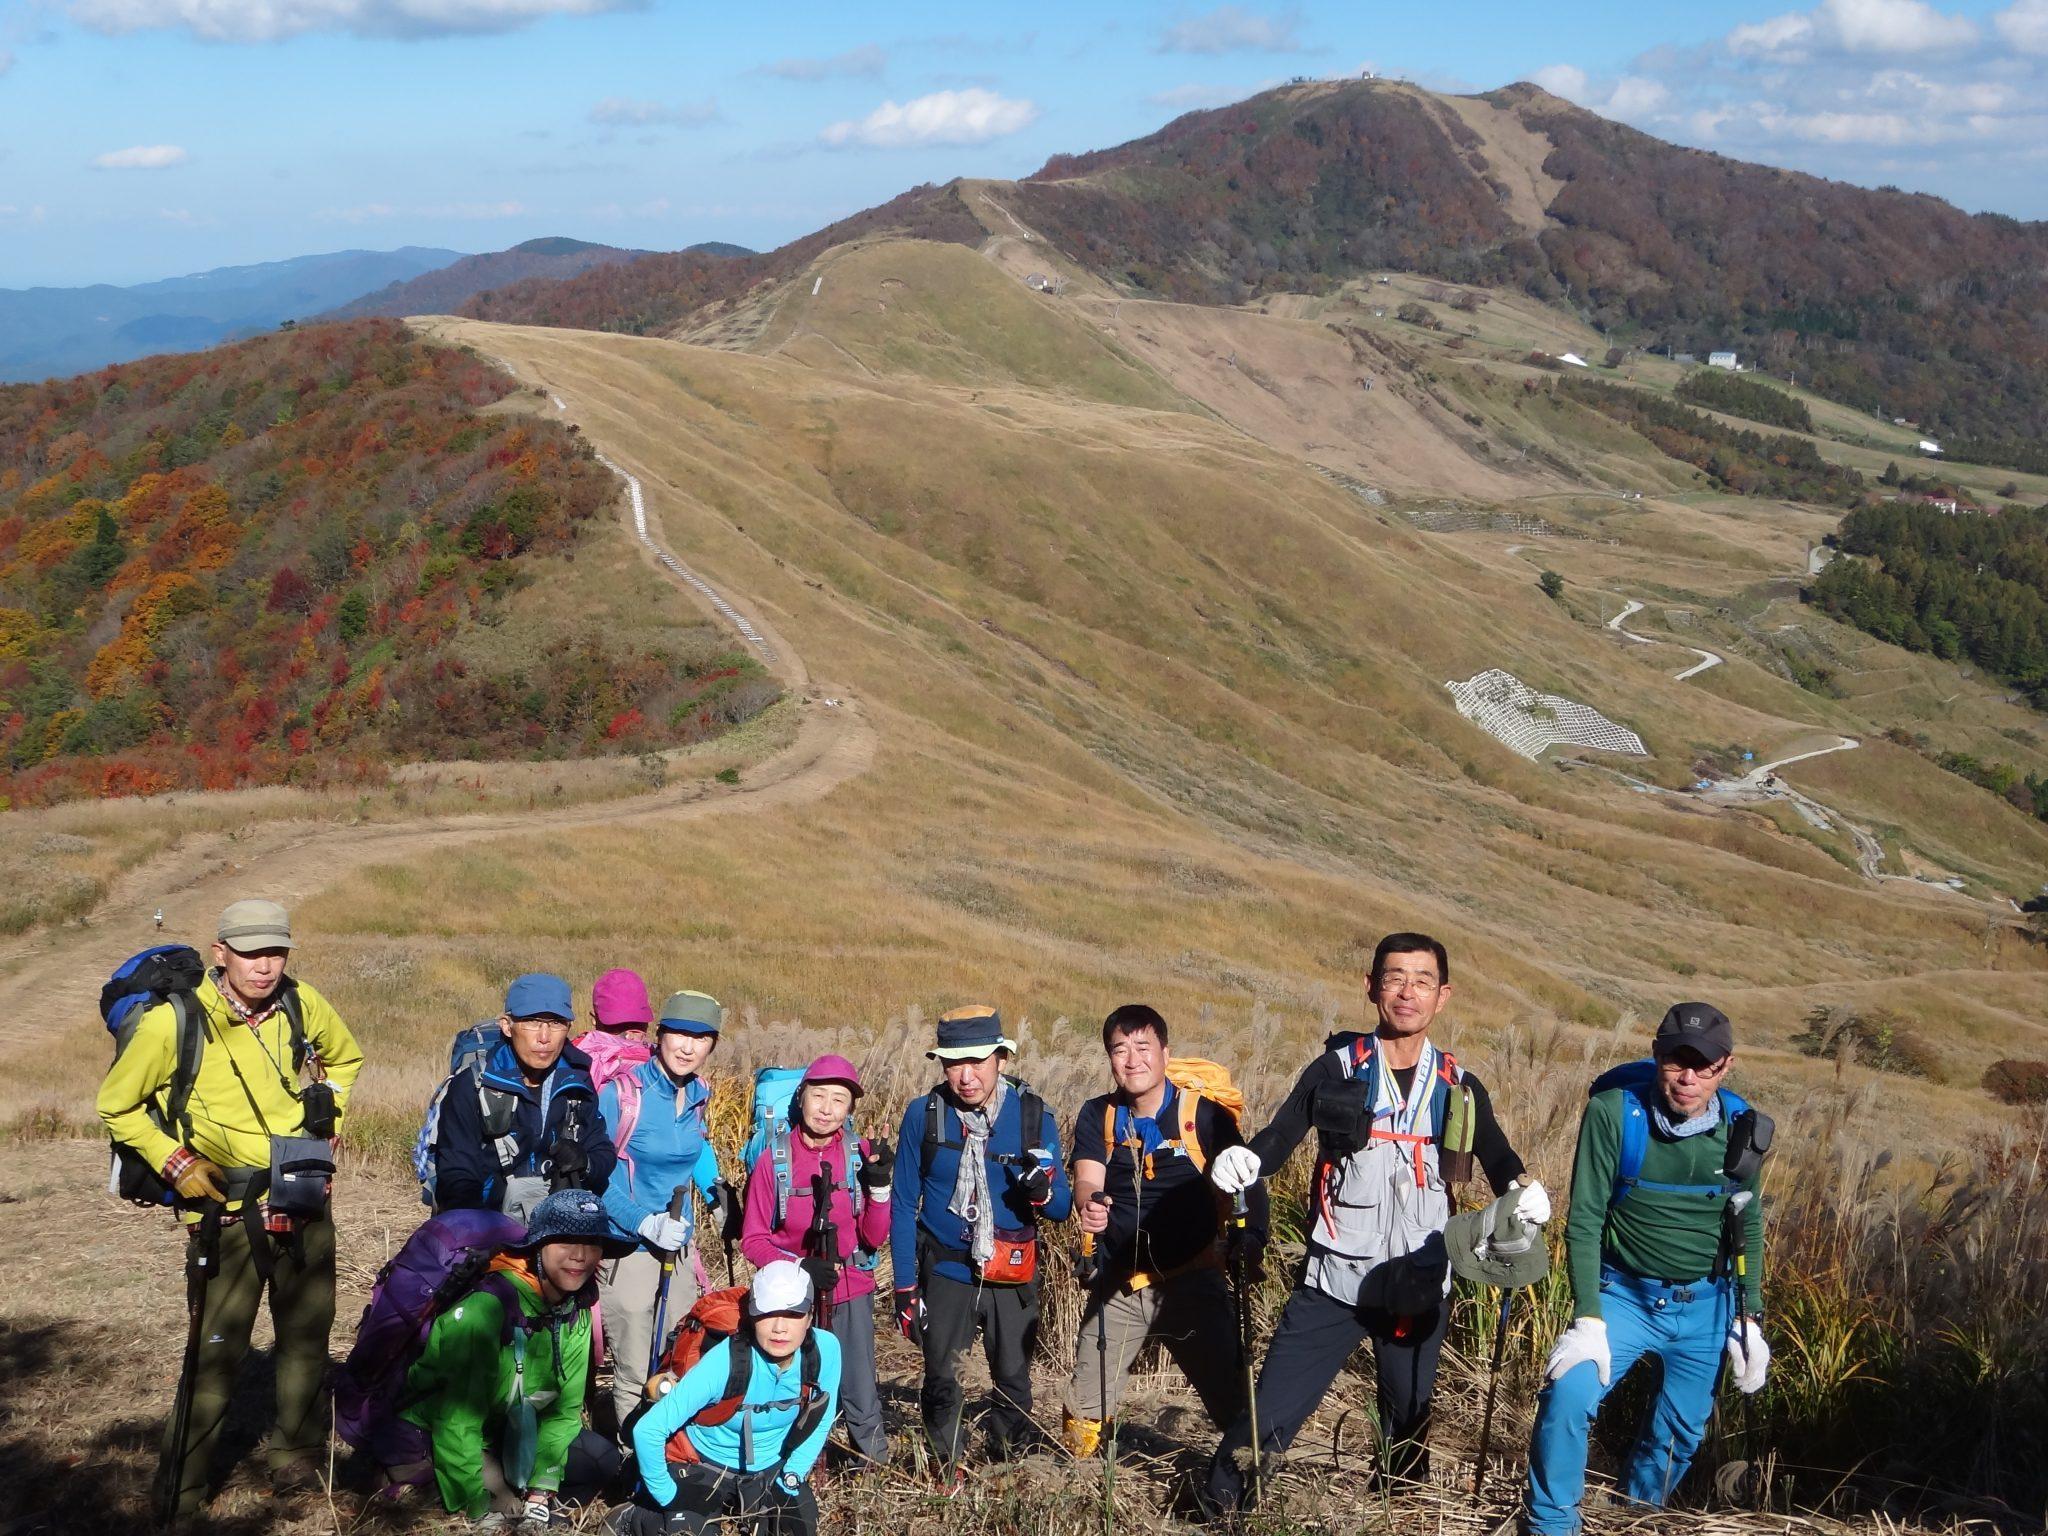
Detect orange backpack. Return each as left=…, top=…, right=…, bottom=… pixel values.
left=649, top=1287, right=823, bottom=1466
left=1098, top=1056, right=1245, bottom=1177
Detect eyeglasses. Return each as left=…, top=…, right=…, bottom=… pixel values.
left=1658, top=1056, right=1730, bottom=1081
left=1376, top=974, right=1442, bottom=994
left=511, top=1017, right=570, bottom=1036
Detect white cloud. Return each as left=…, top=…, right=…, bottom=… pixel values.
left=1604, top=76, right=1669, bottom=116
left=315, top=202, right=397, bottom=222
left=1530, top=63, right=1589, bottom=100
left=1729, top=0, right=1977, bottom=59
left=588, top=96, right=718, bottom=129
left=1996, top=0, right=2048, bottom=51
left=1156, top=5, right=1304, bottom=55
left=1148, top=81, right=1258, bottom=111
left=68, top=0, right=640, bottom=42
left=759, top=44, right=886, bottom=81
left=92, top=144, right=187, bottom=169
left=820, top=87, right=1039, bottom=149
left=419, top=199, right=529, bottom=218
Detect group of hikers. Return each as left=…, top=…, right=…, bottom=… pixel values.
left=97, top=900, right=1772, bottom=1533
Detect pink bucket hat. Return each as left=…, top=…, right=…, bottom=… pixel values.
left=801, top=1054, right=864, bottom=1098
left=591, top=968, right=653, bottom=1029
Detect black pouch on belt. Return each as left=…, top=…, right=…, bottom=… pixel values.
left=268, top=1135, right=335, bottom=1216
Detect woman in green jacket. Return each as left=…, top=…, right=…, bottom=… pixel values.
left=399, top=1189, right=631, bottom=1526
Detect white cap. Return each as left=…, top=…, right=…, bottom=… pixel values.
left=750, top=1259, right=812, bottom=1316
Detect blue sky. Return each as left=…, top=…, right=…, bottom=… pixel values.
left=1, top=0, right=2043, bottom=287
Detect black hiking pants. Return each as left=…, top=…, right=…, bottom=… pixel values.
left=609, top=1463, right=818, bottom=1536
left=1204, top=1282, right=1448, bottom=1510
left=919, top=1271, right=1040, bottom=1473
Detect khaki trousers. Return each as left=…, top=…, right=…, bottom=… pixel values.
left=601, top=1246, right=700, bottom=1427
left=1065, top=1265, right=1244, bottom=1427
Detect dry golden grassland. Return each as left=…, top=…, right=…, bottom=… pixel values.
left=10, top=237, right=2048, bottom=1531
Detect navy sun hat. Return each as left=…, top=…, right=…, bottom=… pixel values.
left=504, top=972, right=573, bottom=1021
left=515, top=1189, right=635, bottom=1257
left=927, top=1005, right=1018, bottom=1062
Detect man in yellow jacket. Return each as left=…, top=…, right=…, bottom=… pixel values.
left=96, top=898, right=363, bottom=1519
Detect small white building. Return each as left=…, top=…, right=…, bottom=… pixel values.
left=1708, top=351, right=1740, bottom=370
left=1556, top=352, right=1589, bottom=368
left=1918, top=438, right=1943, bottom=456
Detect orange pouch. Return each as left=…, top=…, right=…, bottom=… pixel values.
left=981, top=1228, right=1038, bottom=1284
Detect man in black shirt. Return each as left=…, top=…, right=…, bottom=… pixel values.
left=1063, top=1005, right=1267, bottom=1458
left=1202, top=933, right=1550, bottom=1511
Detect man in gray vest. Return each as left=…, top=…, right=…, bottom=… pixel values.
left=1202, top=932, right=1549, bottom=1511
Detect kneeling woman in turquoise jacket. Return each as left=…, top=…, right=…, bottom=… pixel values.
left=614, top=1260, right=841, bottom=1536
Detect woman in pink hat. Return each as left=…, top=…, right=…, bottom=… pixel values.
left=739, top=1055, right=893, bottom=1466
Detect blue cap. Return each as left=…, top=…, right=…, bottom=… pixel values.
left=504, top=972, right=573, bottom=1021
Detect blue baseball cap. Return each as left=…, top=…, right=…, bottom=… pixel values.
left=504, top=972, right=573, bottom=1021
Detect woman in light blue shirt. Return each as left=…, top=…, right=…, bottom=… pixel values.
left=613, top=1261, right=840, bottom=1536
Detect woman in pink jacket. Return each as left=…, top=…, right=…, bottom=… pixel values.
left=739, top=1055, right=893, bottom=1465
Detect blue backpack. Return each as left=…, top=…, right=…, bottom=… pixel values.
left=100, top=943, right=305, bottom=1206
left=1589, top=1059, right=1770, bottom=1204
left=413, top=1022, right=517, bottom=1206
left=741, top=1066, right=877, bottom=1269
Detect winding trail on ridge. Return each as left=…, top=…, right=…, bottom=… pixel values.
left=1606, top=596, right=1723, bottom=681
left=0, top=351, right=876, bottom=1035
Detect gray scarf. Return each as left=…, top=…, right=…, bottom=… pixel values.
left=946, top=1076, right=1010, bottom=1268
left=1652, top=1093, right=1722, bottom=1141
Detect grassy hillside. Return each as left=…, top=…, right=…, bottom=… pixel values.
left=0, top=320, right=775, bottom=809
left=1009, top=79, right=2048, bottom=459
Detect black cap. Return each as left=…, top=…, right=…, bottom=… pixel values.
left=1653, top=1002, right=1734, bottom=1062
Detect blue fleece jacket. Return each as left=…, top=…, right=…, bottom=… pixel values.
left=890, top=1082, right=1072, bottom=1288
left=599, top=1062, right=722, bottom=1244
left=432, top=1036, right=616, bottom=1212
left=632, top=1331, right=842, bottom=1504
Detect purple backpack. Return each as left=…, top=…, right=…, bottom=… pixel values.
left=333, top=1208, right=526, bottom=1452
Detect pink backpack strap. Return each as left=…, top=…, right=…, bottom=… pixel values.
left=609, top=1072, right=644, bottom=1185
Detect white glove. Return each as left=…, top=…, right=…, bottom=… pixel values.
left=638, top=1211, right=690, bottom=1252
left=1209, top=1144, right=1263, bottom=1195
left=1545, top=1316, right=1611, bottom=1386
left=1726, top=1317, right=1769, bottom=1394
left=1515, top=1178, right=1553, bottom=1226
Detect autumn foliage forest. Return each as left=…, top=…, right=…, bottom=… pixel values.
left=0, top=320, right=774, bottom=808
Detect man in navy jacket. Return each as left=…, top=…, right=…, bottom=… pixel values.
left=890, top=1006, right=1071, bottom=1481
left=433, top=973, right=617, bottom=1218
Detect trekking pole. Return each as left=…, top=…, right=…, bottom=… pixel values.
left=1471, top=1288, right=1514, bottom=1502
left=647, top=1185, right=687, bottom=1381
left=1229, top=1189, right=1261, bottom=1504
left=1082, top=1193, right=1113, bottom=1532
left=807, top=1169, right=836, bottom=1331
left=157, top=1201, right=221, bottom=1528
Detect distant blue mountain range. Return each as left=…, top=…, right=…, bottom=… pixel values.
left=0, top=246, right=467, bottom=383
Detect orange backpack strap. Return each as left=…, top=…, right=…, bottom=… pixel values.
left=1177, top=1088, right=1207, bottom=1173
left=1101, top=1101, right=1117, bottom=1162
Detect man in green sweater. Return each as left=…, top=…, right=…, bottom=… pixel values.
left=397, top=1189, right=630, bottom=1528
left=1524, top=1003, right=1769, bottom=1533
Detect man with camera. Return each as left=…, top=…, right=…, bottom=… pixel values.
left=97, top=898, right=364, bottom=1520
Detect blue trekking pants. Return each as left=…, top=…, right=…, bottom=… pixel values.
left=1525, top=1269, right=1731, bottom=1535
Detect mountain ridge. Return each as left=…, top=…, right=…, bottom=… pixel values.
left=0, top=247, right=467, bottom=383
left=455, top=79, right=2047, bottom=457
